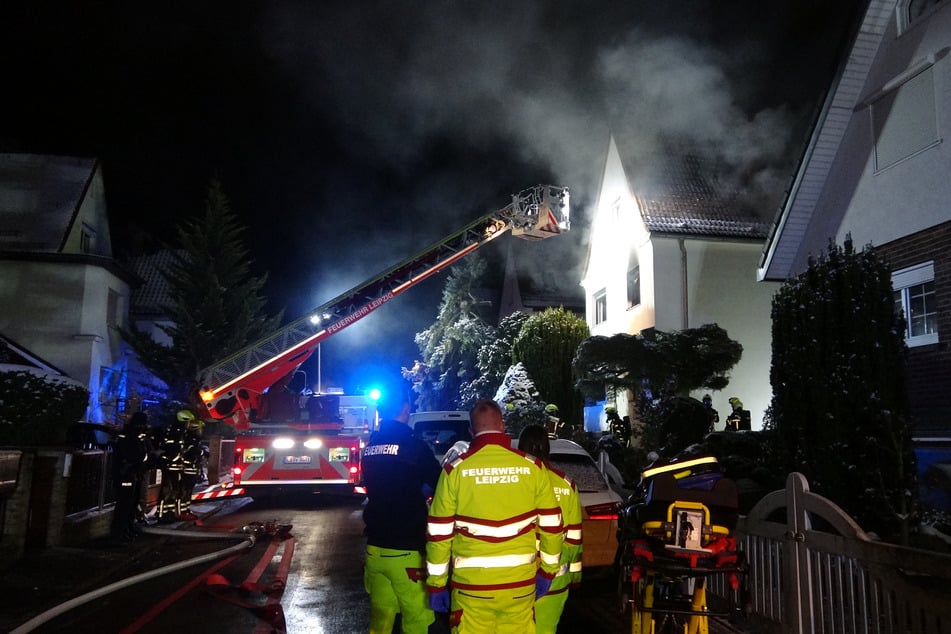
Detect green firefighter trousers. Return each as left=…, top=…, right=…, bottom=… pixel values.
left=364, top=545, right=434, bottom=634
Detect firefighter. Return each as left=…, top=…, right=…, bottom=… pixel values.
left=111, top=411, right=152, bottom=544
left=702, top=394, right=720, bottom=433
left=426, top=398, right=563, bottom=633
left=361, top=393, right=442, bottom=634
left=517, top=425, right=583, bottom=634
left=157, top=411, right=187, bottom=521
left=177, top=411, right=206, bottom=522
left=726, top=397, right=751, bottom=432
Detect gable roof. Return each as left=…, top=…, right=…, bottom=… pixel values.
left=128, top=249, right=184, bottom=316
left=758, top=0, right=888, bottom=281
left=633, top=153, right=770, bottom=240
left=0, top=154, right=98, bottom=253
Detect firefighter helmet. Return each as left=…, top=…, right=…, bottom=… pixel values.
left=176, top=410, right=196, bottom=424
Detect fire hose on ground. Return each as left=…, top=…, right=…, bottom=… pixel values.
left=9, top=525, right=259, bottom=634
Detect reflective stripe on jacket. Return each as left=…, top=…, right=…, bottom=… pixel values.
left=426, top=432, right=563, bottom=592
left=545, top=465, right=583, bottom=590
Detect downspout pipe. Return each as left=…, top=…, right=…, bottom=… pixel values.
left=679, top=238, right=688, bottom=329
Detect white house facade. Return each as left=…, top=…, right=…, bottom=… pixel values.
left=583, top=136, right=779, bottom=431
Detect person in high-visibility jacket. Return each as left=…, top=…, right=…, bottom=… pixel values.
left=157, top=412, right=187, bottom=522
left=517, top=425, right=583, bottom=634
left=427, top=398, right=563, bottom=633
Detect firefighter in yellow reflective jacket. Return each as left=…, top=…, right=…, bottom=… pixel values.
left=517, top=425, right=583, bottom=634
left=426, top=399, right=563, bottom=633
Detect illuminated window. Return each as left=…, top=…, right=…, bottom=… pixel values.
left=594, top=289, right=607, bottom=325
left=872, top=67, right=938, bottom=171
left=893, top=262, right=938, bottom=346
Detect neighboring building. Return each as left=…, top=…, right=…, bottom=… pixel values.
left=498, top=242, right=585, bottom=320
left=758, top=0, right=951, bottom=439
left=0, top=154, right=137, bottom=423
left=582, top=137, right=779, bottom=431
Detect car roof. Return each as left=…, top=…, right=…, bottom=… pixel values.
left=408, top=410, right=468, bottom=424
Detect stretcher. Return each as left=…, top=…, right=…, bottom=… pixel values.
left=617, top=456, right=746, bottom=634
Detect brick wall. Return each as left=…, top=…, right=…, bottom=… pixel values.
left=876, top=220, right=951, bottom=437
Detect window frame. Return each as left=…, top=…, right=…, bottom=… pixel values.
left=594, top=289, right=608, bottom=325
left=627, top=264, right=640, bottom=309
left=893, top=261, right=939, bottom=347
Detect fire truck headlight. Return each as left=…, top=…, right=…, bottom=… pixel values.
left=304, top=438, right=323, bottom=449
left=272, top=437, right=295, bottom=450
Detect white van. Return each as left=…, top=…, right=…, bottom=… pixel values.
left=407, top=410, right=471, bottom=462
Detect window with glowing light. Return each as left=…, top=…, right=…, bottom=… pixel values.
left=594, top=289, right=607, bottom=325
left=893, top=261, right=938, bottom=347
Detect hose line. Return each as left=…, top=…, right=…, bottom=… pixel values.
left=10, top=527, right=256, bottom=634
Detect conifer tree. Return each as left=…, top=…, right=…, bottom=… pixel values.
left=122, top=181, right=283, bottom=402
left=512, top=307, right=590, bottom=429
left=460, top=311, right=529, bottom=407
left=766, top=237, right=916, bottom=543
left=408, top=257, right=495, bottom=411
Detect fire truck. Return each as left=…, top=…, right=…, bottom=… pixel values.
left=192, top=185, right=569, bottom=498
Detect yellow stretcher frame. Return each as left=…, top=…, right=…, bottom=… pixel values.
left=624, top=500, right=737, bottom=634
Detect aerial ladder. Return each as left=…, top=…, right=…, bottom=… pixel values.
left=195, top=184, right=570, bottom=430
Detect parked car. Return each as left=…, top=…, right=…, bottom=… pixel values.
left=438, top=434, right=624, bottom=568
left=407, top=410, right=472, bottom=463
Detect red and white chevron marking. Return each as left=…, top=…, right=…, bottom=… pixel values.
left=192, top=487, right=246, bottom=500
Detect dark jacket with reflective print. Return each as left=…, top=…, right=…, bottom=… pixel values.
left=362, top=419, right=442, bottom=551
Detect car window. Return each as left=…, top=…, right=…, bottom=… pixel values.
left=550, top=453, right=609, bottom=493
left=412, top=420, right=471, bottom=456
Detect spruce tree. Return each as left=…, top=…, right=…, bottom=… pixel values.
left=460, top=311, right=529, bottom=407
left=408, top=256, right=495, bottom=410
left=766, top=237, right=916, bottom=543
left=122, top=181, right=283, bottom=402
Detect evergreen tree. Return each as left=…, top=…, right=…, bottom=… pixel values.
left=460, top=311, right=529, bottom=408
left=493, top=362, right=548, bottom=438
left=407, top=257, right=495, bottom=410
left=766, top=237, right=916, bottom=543
left=122, top=181, right=283, bottom=402
left=512, top=307, right=589, bottom=429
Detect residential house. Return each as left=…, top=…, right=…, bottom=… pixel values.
left=0, top=154, right=137, bottom=423
left=582, top=137, right=779, bottom=431
left=758, top=0, right=951, bottom=440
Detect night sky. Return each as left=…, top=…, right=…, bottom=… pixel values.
left=0, top=1, right=861, bottom=394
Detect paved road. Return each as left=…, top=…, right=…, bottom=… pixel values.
left=0, top=493, right=750, bottom=633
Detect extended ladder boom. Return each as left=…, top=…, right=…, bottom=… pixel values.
left=196, top=184, right=569, bottom=429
